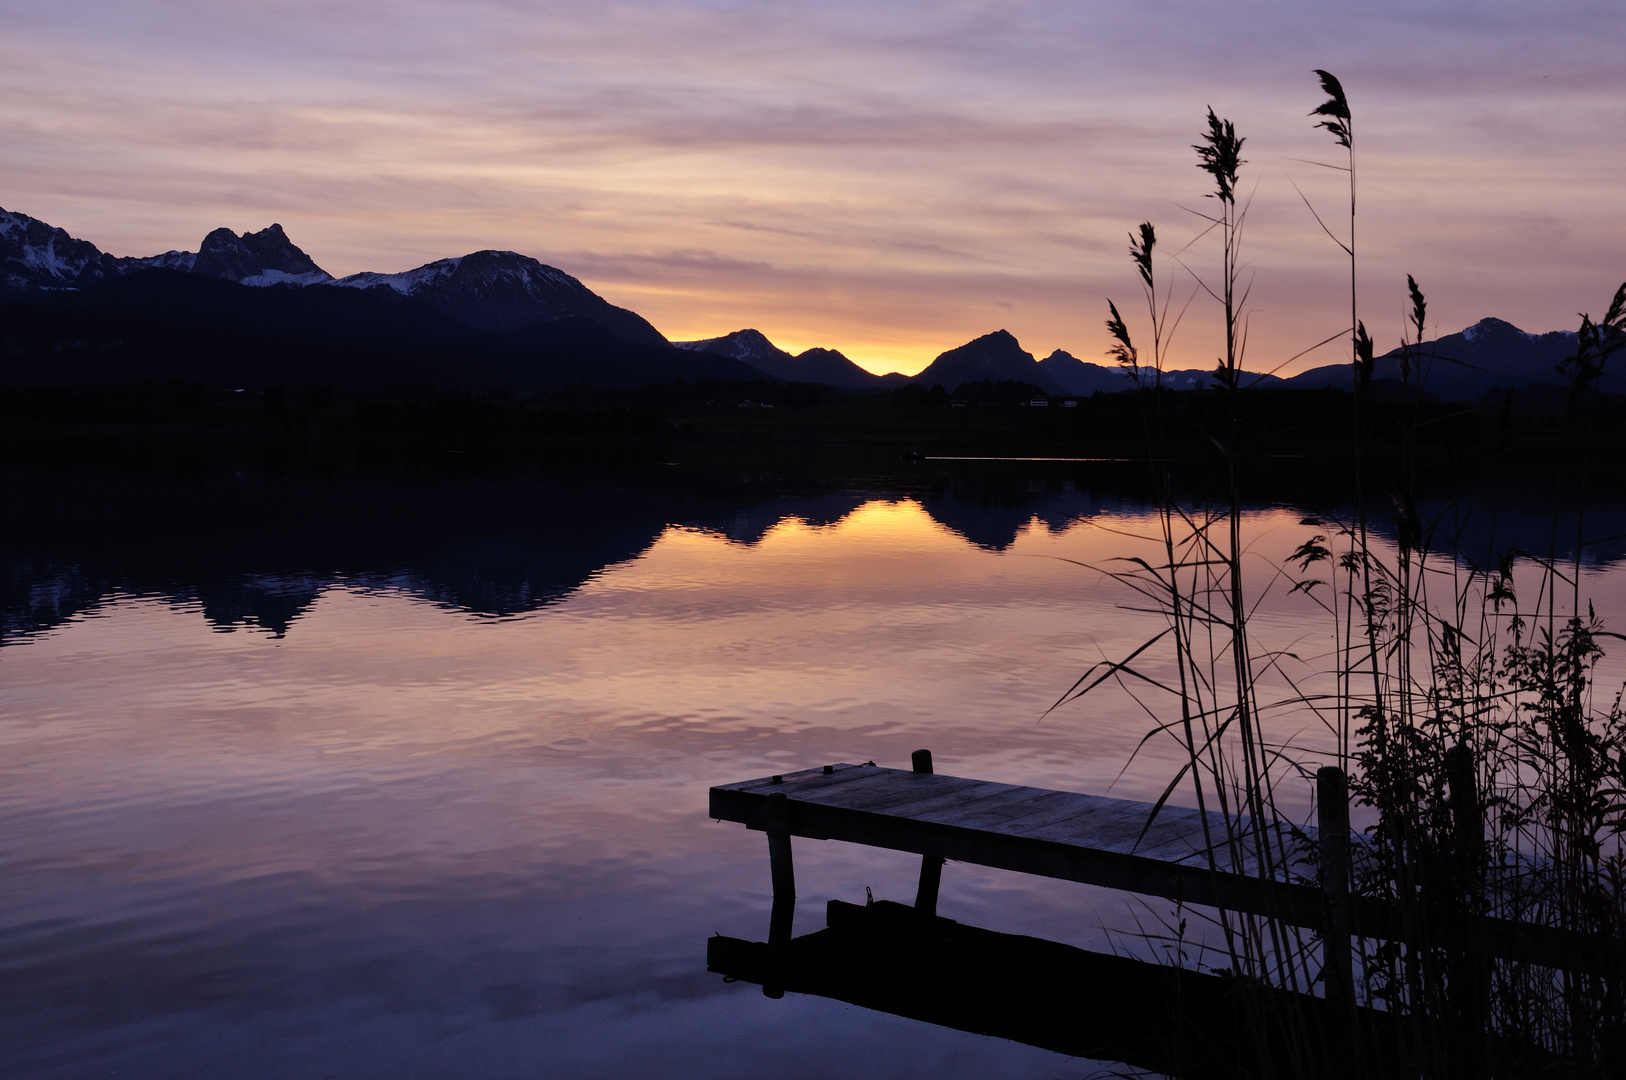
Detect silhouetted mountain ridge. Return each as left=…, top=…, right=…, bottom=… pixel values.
left=911, top=331, right=1062, bottom=395
left=673, top=328, right=907, bottom=388
left=334, top=250, right=667, bottom=345
left=1284, top=318, right=1587, bottom=401
left=192, top=224, right=330, bottom=286
left=2, top=204, right=1600, bottom=400
left=0, top=269, right=768, bottom=391
left=1, top=204, right=666, bottom=349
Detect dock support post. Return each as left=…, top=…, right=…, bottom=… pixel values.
left=1317, top=766, right=1354, bottom=1015
left=912, top=750, right=945, bottom=917
left=766, top=791, right=795, bottom=938
left=765, top=790, right=795, bottom=998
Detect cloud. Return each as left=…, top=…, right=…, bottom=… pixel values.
left=1, top=0, right=1623, bottom=372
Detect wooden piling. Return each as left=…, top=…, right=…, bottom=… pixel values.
left=912, top=750, right=946, bottom=917
left=765, top=790, right=795, bottom=997
left=766, top=791, right=796, bottom=923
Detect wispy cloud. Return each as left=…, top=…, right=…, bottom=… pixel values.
left=1, top=0, right=1622, bottom=372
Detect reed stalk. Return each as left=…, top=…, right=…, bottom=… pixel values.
left=1069, top=74, right=1626, bottom=1077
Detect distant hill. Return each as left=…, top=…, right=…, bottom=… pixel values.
left=1038, top=348, right=1286, bottom=395
left=908, top=334, right=1283, bottom=397
left=912, top=330, right=1064, bottom=395
left=673, top=328, right=905, bottom=388
left=1283, top=318, right=1585, bottom=401
left=1035, top=350, right=1128, bottom=395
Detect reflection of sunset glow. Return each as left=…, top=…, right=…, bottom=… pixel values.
left=10, top=496, right=1626, bottom=1073
left=657, top=499, right=970, bottom=582
left=10, top=498, right=1626, bottom=821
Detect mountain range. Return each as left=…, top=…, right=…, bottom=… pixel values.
left=1279, top=318, right=1589, bottom=400
left=1, top=207, right=668, bottom=344
left=672, top=328, right=911, bottom=389
left=0, top=203, right=1600, bottom=400
left=906, top=331, right=1287, bottom=397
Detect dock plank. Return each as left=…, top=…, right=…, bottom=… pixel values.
left=711, top=763, right=1609, bottom=973
left=710, top=764, right=1326, bottom=926
left=823, top=776, right=1000, bottom=815
left=833, top=780, right=1037, bottom=822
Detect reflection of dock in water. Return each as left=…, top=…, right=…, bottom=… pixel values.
left=709, top=752, right=1603, bottom=1076
left=708, top=897, right=1270, bottom=1078
left=708, top=752, right=1344, bottom=1077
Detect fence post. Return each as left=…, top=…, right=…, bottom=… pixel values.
left=912, top=749, right=946, bottom=917
left=1317, top=766, right=1354, bottom=1013
left=1444, top=741, right=1490, bottom=1062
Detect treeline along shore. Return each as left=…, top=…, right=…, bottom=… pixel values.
left=6, top=375, right=1625, bottom=489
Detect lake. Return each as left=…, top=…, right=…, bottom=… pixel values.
left=5, top=466, right=1624, bottom=1078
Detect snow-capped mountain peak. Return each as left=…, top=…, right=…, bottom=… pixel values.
left=140, top=250, right=198, bottom=272
left=192, top=224, right=331, bottom=285
left=330, top=249, right=665, bottom=342
left=0, top=204, right=672, bottom=343
left=0, top=205, right=123, bottom=290
left=673, top=328, right=782, bottom=364
left=336, top=257, right=463, bottom=295
left=335, top=250, right=586, bottom=300
left=1460, top=316, right=1574, bottom=345
left=672, top=328, right=893, bottom=388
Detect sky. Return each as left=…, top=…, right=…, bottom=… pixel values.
left=2, top=1, right=1623, bottom=376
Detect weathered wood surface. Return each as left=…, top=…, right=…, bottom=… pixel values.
left=711, top=762, right=1611, bottom=972
left=711, top=763, right=1323, bottom=926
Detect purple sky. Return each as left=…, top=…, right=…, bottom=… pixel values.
left=3, top=0, right=1622, bottom=374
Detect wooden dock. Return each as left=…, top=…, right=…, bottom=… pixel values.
left=710, top=750, right=1608, bottom=984
left=710, top=753, right=1324, bottom=931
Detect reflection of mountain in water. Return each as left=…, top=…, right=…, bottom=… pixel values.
left=917, top=489, right=1133, bottom=551
left=1406, top=499, right=1626, bottom=569
left=6, top=470, right=1624, bottom=646
left=198, top=573, right=328, bottom=637
left=917, top=487, right=1626, bottom=567
left=1, top=474, right=897, bottom=644
left=678, top=493, right=875, bottom=547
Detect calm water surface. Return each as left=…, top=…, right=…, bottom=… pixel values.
left=5, top=473, right=1624, bottom=1078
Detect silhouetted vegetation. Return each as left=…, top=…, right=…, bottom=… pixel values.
left=1067, top=74, right=1626, bottom=1079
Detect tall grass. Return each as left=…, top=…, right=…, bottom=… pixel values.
left=1074, top=74, right=1626, bottom=1078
